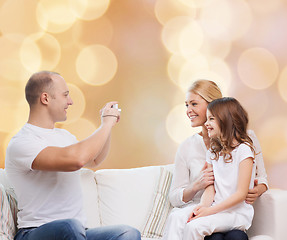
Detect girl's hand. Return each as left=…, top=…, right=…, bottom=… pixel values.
left=187, top=205, right=200, bottom=223
left=194, top=162, right=214, bottom=191
left=187, top=205, right=213, bottom=222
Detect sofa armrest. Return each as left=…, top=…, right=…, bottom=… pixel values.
left=247, top=189, right=287, bottom=240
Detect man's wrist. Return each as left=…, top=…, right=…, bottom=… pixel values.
left=102, top=115, right=118, bottom=118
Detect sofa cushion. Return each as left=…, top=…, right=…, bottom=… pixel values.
left=142, top=167, right=173, bottom=238
left=80, top=168, right=101, bottom=228
left=95, top=166, right=163, bottom=231
left=247, top=189, right=287, bottom=240
left=0, top=184, right=16, bottom=240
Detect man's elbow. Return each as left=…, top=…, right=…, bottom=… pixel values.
left=65, top=149, right=87, bottom=171
left=64, top=145, right=101, bottom=171
left=74, top=153, right=94, bottom=170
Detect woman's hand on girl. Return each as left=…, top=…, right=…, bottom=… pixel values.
left=194, top=162, right=214, bottom=191
left=245, top=179, right=267, bottom=204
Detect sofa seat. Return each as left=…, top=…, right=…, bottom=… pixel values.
left=1, top=165, right=287, bottom=240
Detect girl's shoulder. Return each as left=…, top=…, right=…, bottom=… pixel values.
left=236, top=142, right=252, bottom=151
left=233, top=142, right=254, bottom=161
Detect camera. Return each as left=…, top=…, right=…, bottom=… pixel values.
left=112, top=104, right=121, bottom=112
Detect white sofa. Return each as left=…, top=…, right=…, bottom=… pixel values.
left=1, top=165, right=287, bottom=240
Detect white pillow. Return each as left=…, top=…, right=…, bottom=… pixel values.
left=0, top=184, right=16, bottom=240
left=80, top=168, right=101, bottom=228
left=141, top=167, right=173, bottom=238
left=95, top=166, right=162, bottom=230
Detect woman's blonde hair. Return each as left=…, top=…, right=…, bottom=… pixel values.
left=188, top=79, right=222, bottom=103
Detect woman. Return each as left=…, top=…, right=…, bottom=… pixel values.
left=163, top=80, right=268, bottom=240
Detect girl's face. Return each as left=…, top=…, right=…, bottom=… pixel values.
left=185, top=91, right=209, bottom=128
left=205, top=109, right=220, bottom=138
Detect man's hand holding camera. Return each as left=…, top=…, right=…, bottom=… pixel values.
left=100, top=101, right=121, bottom=126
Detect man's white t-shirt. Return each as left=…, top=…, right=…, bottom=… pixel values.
left=5, top=123, right=86, bottom=229
left=206, top=143, right=256, bottom=229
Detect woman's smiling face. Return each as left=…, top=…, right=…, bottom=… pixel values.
left=185, top=91, right=209, bottom=128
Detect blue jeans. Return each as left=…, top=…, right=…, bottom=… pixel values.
left=205, top=230, right=248, bottom=240
left=14, top=219, right=141, bottom=240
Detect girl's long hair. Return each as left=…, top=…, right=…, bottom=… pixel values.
left=207, top=97, right=255, bottom=162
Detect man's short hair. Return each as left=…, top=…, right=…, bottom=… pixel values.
left=25, top=71, right=59, bottom=106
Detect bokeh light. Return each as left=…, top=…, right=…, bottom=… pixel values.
left=179, top=21, right=204, bottom=56
left=36, top=0, right=77, bottom=33
left=257, top=116, right=287, bottom=164
left=201, top=38, right=231, bottom=59
left=155, top=0, right=196, bottom=26
left=76, top=44, right=118, bottom=86
left=161, top=17, right=203, bottom=55
left=0, top=34, right=30, bottom=82
left=0, top=0, right=286, bottom=183
left=248, top=0, right=283, bottom=14
left=0, top=86, right=28, bottom=133
left=167, top=54, right=187, bottom=87
left=199, top=0, right=252, bottom=41
left=179, top=0, right=217, bottom=9
left=179, top=69, right=231, bottom=97
left=59, top=118, right=97, bottom=141
left=0, top=0, right=41, bottom=36
left=166, top=104, right=201, bottom=144
left=69, top=0, right=110, bottom=21
left=66, top=83, right=86, bottom=124
left=209, top=58, right=232, bottom=87
left=20, top=33, right=61, bottom=73
left=72, top=17, right=114, bottom=48
left=238, top=48, right=279, bottom=90
left=178, top=53, right=209, bottom=90
left=237, top=90, right=269, bottom=124
left=278, top=66, right=287, bottom=103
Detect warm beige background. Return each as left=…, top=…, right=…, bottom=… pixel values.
left=0, top=0, right=286, bottom=189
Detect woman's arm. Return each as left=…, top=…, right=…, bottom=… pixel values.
left=247, top=130, right=268, bottom=203
left=246, top=179, right=267, bottom=204
left=169, top=150, right=192, bottom=207
left=182, top=162, right=214, bottom=203
left=169, top=152, right=214, bottom=207
left=192, top=158, right=253, bottom=219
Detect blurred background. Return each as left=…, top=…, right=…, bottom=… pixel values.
left=0, top=0, right=286, bottom=189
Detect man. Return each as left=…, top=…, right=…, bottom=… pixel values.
left=5, top=71, right=141, bottom=240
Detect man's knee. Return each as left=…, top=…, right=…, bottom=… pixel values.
left=117, top=225, right=141, bottom=240
left=58, top=219, right=85, bottom=239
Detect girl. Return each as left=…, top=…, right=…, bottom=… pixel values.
left=186, top=97, right=256, bottom=239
